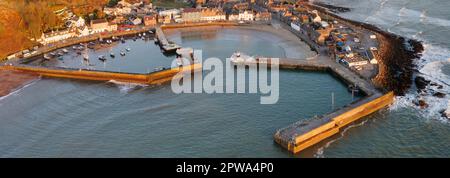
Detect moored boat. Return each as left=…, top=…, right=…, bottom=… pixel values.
left=230, top=52, right=255, bottom=64
left=98, top=55, right=106, bottom=61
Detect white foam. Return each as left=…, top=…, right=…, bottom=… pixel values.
left=108, top=80, right=148, bottom=94
left=314, top=119, right=370, bottom=158
left=391, top=40, right=450, bottom=120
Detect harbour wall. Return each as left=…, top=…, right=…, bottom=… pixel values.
left=0, top=63, right=202, bottom=85
left=274, top=91, right=394, bottom=154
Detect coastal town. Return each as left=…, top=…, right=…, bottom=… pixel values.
left=4, top=0, right=383, bottom=80
left=0, top=0, right=437, bottom=157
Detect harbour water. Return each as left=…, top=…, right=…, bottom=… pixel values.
left=0, top=27, right=357, bottom=157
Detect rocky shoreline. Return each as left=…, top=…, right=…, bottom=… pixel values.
left=308, top=3, right=424, bottom=96
left=312, top=2, right=351, bottom=13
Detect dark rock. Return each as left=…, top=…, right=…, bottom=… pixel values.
left=413, top=99, right=429, bottom=109
left=433, top=92, right=446, bottom=98
left=415, top=76, right=430, bottom=91
left=418, top=100, right=429, bottom=109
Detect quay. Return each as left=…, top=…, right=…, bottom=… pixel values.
left=155, top=26, right=180, bottom=53
left=11, top=27, right=154, bottom=62
left=248, top=56, right=376, bottom=95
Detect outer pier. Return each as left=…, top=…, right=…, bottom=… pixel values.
left=240, top=56, right=393, bottom=154
left=0, top=63, right=201, bottom=85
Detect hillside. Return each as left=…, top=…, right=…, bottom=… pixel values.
left=0, top=0, right=108, bottom=60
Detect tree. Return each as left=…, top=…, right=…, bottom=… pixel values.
left=107, top=0, right=119, bottom=7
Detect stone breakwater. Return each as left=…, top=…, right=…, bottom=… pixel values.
left=307, top=3, right=424, bottom=95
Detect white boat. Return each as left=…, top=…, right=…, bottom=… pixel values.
left=126, top=47, right=131, bottom=52
left=230, top=52, right=255, bottom=64
left=120, top=51, right=126, bottom=56
left=83, top=54, right=89, bottom=61
left=62, top=48, right=69, bottom=53
left=176, top=47, right=193, bottom=56
left=154, top=66, right=166, bottom=72
left=43, top=54, right=52, bottom=60
left=176, top=56, right=183, bottom=66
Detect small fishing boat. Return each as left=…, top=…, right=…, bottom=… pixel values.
left=110, top=52, right=115, bottom=58
left=348, top=85, right=360, bottom=94
left=83, top=54, right=89, bottom=61
left=98, top=55, right=106, bottom=61
left=126, top=47, right=131, bottom=52
left=154, top=66, right=166, bottom=72
left=49, top=52, right=56, bottom=56
left=230, top=52, right=255, bottom=64
left=62, top=48, right=69, bottom=53
left=43, top=54, right=52, bottom=60
left=120, top=51, right=126, bottom=56
left=57, top=51, right=64, bottom=56
left=176, top=56, right=183, bottom=66
left=72, top=46, right=77, bottom=50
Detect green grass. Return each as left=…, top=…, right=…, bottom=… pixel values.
left=152, top=0, right=191, bottom=9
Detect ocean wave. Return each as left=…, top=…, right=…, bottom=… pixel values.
left=391, top=42, right=450, bottom=120
left=107, top=80, right=148, bottom=94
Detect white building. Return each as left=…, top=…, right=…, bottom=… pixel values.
left=201, top=14, right=226, bottom=21
left=78, top=26, right=90, bottom=37
left=38, top=29, right=76, bottom=45
left=228, top=13, right=239, bottom=21
left=159, top=9, right=180, bottom=17
left=238, top=10, right=254, bottom=21
left=72, top=16, right=85, bottom=28
left=132, top=18, right=142, bottom=25
left=342, top=57, right=368, bottom=67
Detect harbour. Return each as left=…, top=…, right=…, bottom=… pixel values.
left=1, top=0, right=448, bottom=158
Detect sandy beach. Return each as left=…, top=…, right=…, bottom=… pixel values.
left=164, top=24, right=316, bottom=59
left=0, top=69, right=39, bottom=98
